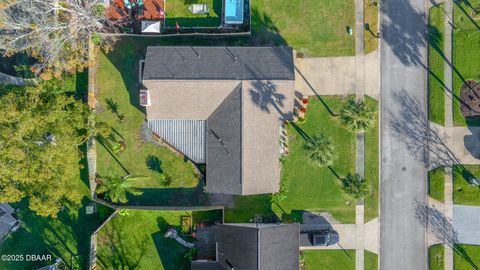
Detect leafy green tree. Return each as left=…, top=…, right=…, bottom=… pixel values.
left=341, top=173, right=371, bottom=199
left=96, top=173, right=145, bottom=203
left=0, top=88, right=90, bottom=217
left=304, top=135, right=336, bottom=167
left=340, top=98, right=376, bottom=133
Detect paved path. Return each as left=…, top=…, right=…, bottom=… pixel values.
left=380, top=0, right=428, bottom=269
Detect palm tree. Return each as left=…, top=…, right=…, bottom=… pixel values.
left=340, top=173, right=371, bottom=199
left=270, top=184, right=288, bottom=204
left=96, top=173, right=146, bottom=203
left=340, top=98, right=376, bottom=133
left=304, top=135, right=336, bottom=167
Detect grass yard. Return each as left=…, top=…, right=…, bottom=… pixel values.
left=452, top=0, right=480, bottom=126
left=96, top=209, right=222, bottom=270
left=429, top=244, right=445, bottom=270
left=429, top=166, right=445, bottom=202
left=365, top=251, right=378, bottom=270
left=251, top=0, right=356, bottom=56
left=303, top=250, right=356, bottom=270
left=226, top=96, right=357, bottom=224
left=96, top=48, right=206, bottom=206
left=364, top=0, right=379, bottom=54
left=428, top=4, right=446, bottom=126
left=454, top=244, right=480, bottom=270
left=164, top=0, right=221, bottom=27
left=453, top=165, right=480, bottom=206
left=365, top=96, right=379, bottom=222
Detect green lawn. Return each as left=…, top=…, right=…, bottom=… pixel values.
left=453, top=165, right=480, bottom=206
left=454, top=244, right=480, bottom=270
left=365, top=251, right=378, bottom=270
left=365, top=96, right=379, bottom=222
left=164, top=0, right=221, bottom=27
left=452, top=0, right=480, bottom=126
left=96, top=49, right=206, bottom=206
left=428, top=4, right=445, bottom=126
left=226, top=96, right=357, bottom=224
left=429, top=166, right=445, bottom=202
left=303, top=250, right=355, bottom=270
left=251, top=0, right=355, bottom=56
left=429, top=244, right=445, bottom=270
left=0, top=146, right=113, bottom=270
left=96, top=209, right=222, bottom=270
left=364, top=1, right=379, bottom=54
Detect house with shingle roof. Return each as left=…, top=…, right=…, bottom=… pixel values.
left=0, top=203, right=19, bottom=244
left=141, top=46, right=295, bottom=195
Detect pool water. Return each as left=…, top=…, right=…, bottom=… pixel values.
left=224, top=0, right=243, bottom=24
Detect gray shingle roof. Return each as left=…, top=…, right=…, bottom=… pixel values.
left=142, top=46, right=295, bottom=81
left=192, top=223, right=300, bottom=270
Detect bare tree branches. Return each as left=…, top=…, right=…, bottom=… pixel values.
left=0, top=0, right=117, bottom=78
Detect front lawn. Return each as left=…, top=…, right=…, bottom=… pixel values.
left=96, top=209, right=222, bottom=270
left=453, top=165, right=480, bottom=206
left=429, top=166, right=445, bottom=202
left=365, top=250, right=378, bottom=270
left=428, top=4, right=445, bottom=126
left=165, top=0, right=221, bottom=27
left=454, top=244, right=480, bottom=270
left=96, top=48, right=205, bottom=206
left=252, top=0, right=356, bottom=56
left=429, top=244, right=445, bottom=270
left=452, top=0, right=480, bottom=126
left=303, top=250, right=355, bottom=270
left=365, top=96, right=379, bottom=222
left=226, top=96, right=357, bottom=224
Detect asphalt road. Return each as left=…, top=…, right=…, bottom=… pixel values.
left=380, top=0, right=428, bottom=269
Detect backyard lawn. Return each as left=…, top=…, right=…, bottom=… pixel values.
left=96, top=209, right=222, bottom=270
left=365, top=96, right=379, bottom=222
left=303, top=250, right=356, bottom=270
left=428, top=4, right=445, bottom=126
left=429, top=166, right=445, bottom=202
left=364, top=0, right=379, bottom=54
left=164, top=0, right=221, bottom=27
left=251, top=0, right=356, bottom=56
left=365, top=250, right=378, bottom=270
left=96, top=49, right=206, bottom=206
left=454, top=244, right=480, bottom=270
left=429, top=244, right=445, bottom=270
left=452, top=0, right=480, bottom=126
left=453, top=165, right=480, bottom=206
left=226, top=96, right=357, bottom=224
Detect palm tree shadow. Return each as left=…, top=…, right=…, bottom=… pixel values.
left=248, top=80, right=292, bottom=119
left=146, top=154, right=163, bottom=173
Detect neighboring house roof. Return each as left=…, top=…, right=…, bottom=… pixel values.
left=192, top=223, right=300, bottom=270
left=142, top=46, right=295, bottom=81
left=143, top=46, right=295, bottom=195
left=0, top=203, right=18, bottom=242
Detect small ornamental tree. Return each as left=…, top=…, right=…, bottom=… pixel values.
left=304, top=134, right=336, bottom=167
left=340, top=98, right=376, bottom=133
left=340, top=173, right=371, bottom=199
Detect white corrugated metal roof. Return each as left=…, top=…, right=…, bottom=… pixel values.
left=148, top=119, right=206, bottom=163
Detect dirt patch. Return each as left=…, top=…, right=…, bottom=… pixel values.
left=460, top=80, right=480, bottom=119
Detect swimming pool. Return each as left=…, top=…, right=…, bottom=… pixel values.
left=224, top=0, right=244, bottom=24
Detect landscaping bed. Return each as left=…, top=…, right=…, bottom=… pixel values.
left=428, top=4, right=446, bottom=126
left=429, top=166, right=445, bottom=202
left=453, top=165, right=480, bottom=206
left=302, top=250, right=355, bottom=270
left=95, top=49, right=205, bottom=206
left=452, top=0, right=480, bottom=126
left=96, top=209, right=222, bottom=270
